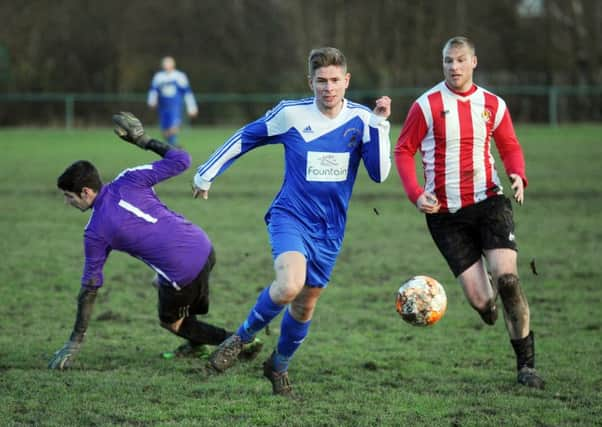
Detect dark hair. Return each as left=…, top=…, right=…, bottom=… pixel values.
left=308, top=47, right=347, bottom=78
left=57, top=160, right=102, bottom=193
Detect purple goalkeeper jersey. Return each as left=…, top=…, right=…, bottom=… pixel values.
left=81, top=149, right=211, bottom=290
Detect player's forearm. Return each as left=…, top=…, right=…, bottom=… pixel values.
left=145, top=139, right=172, bottom=157
left=363, top=121, right=392, bottom=183
left=70, top=287, right=98, bottom=342
left=394, top=148, right=423, bottom=204
left=184, top=93, right=198, bottom=115
left=195, top=131, right=248, bottom=184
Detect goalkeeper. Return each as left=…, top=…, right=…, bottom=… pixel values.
left=49, top=112, right=261, bottom=370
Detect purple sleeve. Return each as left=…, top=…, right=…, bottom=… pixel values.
left=81, top=230, right=111, bottom=289
left=119, top=149, right=191, bottom=188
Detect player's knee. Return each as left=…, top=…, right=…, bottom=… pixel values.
left=469, top=296, right=495, bottom=312
left=289, top=302, right=315, bottom=322
left=271, top=283, right=302, bottom=305
left=271, top=275, right=305, bottom=304
left=498, top=273, right=520, bottom=298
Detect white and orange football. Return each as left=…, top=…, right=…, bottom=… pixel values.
left=396, top=275, right=447, bottom=326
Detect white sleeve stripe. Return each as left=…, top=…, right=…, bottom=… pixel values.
left=147, top=90, right=157, bottom=105
left=493, top=98, right=507, bottom=130
left=209, top=129, right=243, bottom=162
left=196, top=140, right=243, bottom=181
left=264, top=98, right=313, bottom=122
left=184, top=92, right=197, bottom=112
left=197, top=130, right=243, bottom=177
left=377, top=121, right=391, bottom=182
left=118, top=199, right=158, bottom=223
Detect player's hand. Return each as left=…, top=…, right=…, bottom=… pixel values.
left=373, top=96, right=391, bottom=119
left=112, top=112, right=151, bottom=148
left=188, top=110, right=198, bottom=119
left=48, top=339, right=82, bottom=370
left=192, top=174, right=211, bottom=200
left=509, top=174, right=524, bottom=205
left=192, top=186, right=209, bottom=200
left=416, top=192, right=440, bottom=214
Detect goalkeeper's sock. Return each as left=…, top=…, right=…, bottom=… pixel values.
left=237, top=287, right=284, bottom=343
left=167, top=134, right=177, bottom=145
left=273, top=309, right=311, bottom=372
left=176, top=316, right=231, bottom=345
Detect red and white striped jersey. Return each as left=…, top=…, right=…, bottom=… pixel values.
left=395, top=82, right=527, bottom=213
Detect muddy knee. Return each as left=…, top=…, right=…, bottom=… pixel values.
left=498, top=273, right=522, bottom=302
left=498, top=273, right=530, bottom=338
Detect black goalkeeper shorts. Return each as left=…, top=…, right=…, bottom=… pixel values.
left=157, top=248, right=216, bottom=324
left=426, top=195, right=517, bottom=277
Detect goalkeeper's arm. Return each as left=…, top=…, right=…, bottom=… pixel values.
left=48, top=287, right=98, bottom=370
left=112, top=112, right=172, bottom=157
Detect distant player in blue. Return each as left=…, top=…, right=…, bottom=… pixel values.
left=49, top=112, right=260, bottom=370
left=147, top=56, right=198, bottom=146
left=192, top=47, right=392, bottom=396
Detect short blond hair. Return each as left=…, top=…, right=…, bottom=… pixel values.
left=442, top=36, right=476, bottom=57
left=307, top=47, right=347, bottom=78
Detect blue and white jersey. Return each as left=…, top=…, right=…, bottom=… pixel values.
left=147, top=70, right=198, bottom=117
left=195, top=98, right=391, bottom=238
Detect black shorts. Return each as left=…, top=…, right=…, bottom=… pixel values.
left=157, top=248, right=216, bottom=324
left=426, top=196, right=517, bottom=277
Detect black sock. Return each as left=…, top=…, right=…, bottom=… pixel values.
left=510, top=330, right=535, bottom=370
left=176, top=317, right=231, bottom=346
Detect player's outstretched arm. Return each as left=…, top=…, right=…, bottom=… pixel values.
left=48, top=287, right=98, bottom=370
left=112, top=112, right=171, bottom=157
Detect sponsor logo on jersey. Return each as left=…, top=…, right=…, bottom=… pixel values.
left=306, top=151, right=350, bottom=182
left=344, top=127, right=361, bottom=148
left=302, top=125, right=314, bottom=133
left=160, top=83, right=178, bottom=97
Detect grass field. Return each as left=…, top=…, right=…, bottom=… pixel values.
left=1, top=125, right=601, bottom=426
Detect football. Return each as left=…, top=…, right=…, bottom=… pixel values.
left=396, top=275, right=447, bottom=326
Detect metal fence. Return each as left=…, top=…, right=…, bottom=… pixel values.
left=1, top=86, right=602, bottom=128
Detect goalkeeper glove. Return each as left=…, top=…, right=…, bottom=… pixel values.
left=48, top=339, right=82, bottom=370
left=112, top=111, right=151, bottom=148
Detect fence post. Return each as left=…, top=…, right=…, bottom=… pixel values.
left=548, top=86, right=558, bottom=127
left=65, top=94, right=74, bottom=130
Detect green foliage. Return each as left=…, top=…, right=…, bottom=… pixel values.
left=1, top=126, right=601, bottom=426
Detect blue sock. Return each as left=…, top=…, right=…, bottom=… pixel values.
left=167, top=134, right=177, bottom=145
left=237, top=287, right=284, bottom=343
left=273, top=309, right=311, bottom=372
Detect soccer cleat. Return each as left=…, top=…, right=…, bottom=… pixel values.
left=208, top=334, right=243, bottom=372
left=263, top=352, right=294, bottom=397
left=238, top=337, right=264, bottom=361
left=517, top=366, right=545, bottom=389
left=162, top=342, right=211, bottom=360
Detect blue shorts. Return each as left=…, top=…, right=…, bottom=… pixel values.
left=159, top=110, right=182, bottom=131
left=268, top=216, right=343, bottom=288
